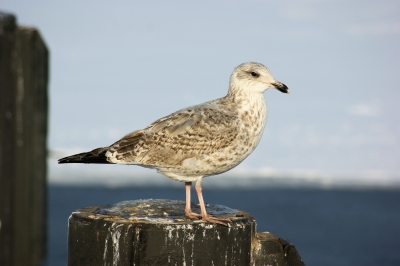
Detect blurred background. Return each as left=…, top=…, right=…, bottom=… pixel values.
left=3, top=0, right=400, bottom=265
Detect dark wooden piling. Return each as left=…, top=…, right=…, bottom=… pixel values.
left=68, top=199, right=304, bottom=265
left=0, top=12, right=48, bottom=266
left=252, top=232, right=305, bottom=266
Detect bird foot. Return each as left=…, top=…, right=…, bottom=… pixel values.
left=185, top=210, right=202, bottom=219
left=202, top=215, right=232, bottom=226
left=185, top=211, right=232, bottom=226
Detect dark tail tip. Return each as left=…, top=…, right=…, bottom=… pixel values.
left=58, top=147, right=111, bottom=164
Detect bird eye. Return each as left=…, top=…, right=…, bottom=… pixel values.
left=250, top=72, right=259, bottom=77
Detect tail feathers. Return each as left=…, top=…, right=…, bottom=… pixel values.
left=58, top=147, right=111, bottom=164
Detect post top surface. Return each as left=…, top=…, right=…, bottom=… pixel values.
left=72, top=199, right=253, bottom=226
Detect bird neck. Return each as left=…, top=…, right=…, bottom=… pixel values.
left=227, top=86, right=266, bottom=114
left=226, top=85, right=267, bottom=148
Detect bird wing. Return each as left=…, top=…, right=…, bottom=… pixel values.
left=106, top=99, right=240, bottom=167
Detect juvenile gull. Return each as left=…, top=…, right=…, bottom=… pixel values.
left=58, top=62, right=289, bottom=225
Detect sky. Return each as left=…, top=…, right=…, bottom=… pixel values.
left=3, top=0, right=400, bottom=186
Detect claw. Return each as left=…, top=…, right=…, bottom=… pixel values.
left=202, top=215, right=232, bottom=226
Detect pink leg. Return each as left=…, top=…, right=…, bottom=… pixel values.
left=195, top=178, right=231, bottom=226
left=184, top=182, right=201, bottom=219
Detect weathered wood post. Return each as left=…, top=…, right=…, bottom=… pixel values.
left=0, top=11, right=48, bottom=266
left=68, top=199, right=304, bottom=265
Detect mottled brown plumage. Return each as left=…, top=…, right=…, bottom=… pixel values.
left=59, top=62, right=289, bottom=225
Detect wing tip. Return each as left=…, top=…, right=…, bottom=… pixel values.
left=57, top=147, right=111, bottom=164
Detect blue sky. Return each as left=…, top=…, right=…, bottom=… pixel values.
left=3, top=0, right=400, bottom=185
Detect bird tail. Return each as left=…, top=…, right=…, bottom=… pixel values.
left=58, top=147, right=111, bottom=164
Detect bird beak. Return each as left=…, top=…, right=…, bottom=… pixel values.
left=272, top=82, right=290, bottom=94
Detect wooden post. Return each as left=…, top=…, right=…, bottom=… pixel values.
left=0, top=12, right=48, bottom=266
left=68, top=199, right=305, bottom=265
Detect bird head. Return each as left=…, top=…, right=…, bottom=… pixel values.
left=229, top=62, right=289, bottom=94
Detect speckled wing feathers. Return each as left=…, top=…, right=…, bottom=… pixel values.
left=106, top=99, right=240, bottom=171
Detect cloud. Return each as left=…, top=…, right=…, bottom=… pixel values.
left=348, top=103, right=381, bottom=117
left=345, top=22, right=400, bottom=36
left=278, top=1, right=400, bottom=37
left=279, top=1, right=322, bottom=21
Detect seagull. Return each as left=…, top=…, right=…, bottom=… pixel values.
left=58, top=62, right=289, bottom=225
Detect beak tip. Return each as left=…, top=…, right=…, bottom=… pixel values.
left=273, top=82, right=289, bottom=94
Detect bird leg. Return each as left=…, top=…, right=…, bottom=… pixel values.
left=194, top=178, right=232, bottom=226
left=184, top=182, right=201, bottom=219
